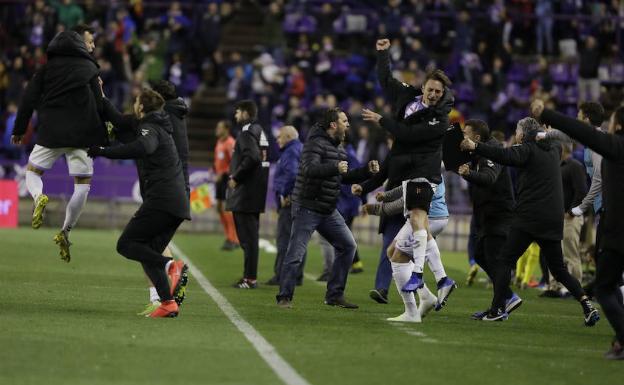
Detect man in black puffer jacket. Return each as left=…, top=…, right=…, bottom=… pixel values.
left=88, top=88, right=190, bottom=318
left=11, top=24, right=107, bottom=261
left=460, top=117, right=599, bottom=325
left=276, top=108, right=379, bottom=309
left=226, top=100, right=270, bottom=289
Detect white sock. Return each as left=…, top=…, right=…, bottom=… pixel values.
left=149, top=286, right=160, bottom=303
left=416, top=283, right=436, bottom=302
left=62, top=184, right=90, bottom=231
left=411, top=229, right=428, bottom=274
left=391, top=261, right=418, bottom=316
left=425, top=238, right=446, bottom=282
left=25, top=170, right=43, bottom=200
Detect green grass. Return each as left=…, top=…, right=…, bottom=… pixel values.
left=0, top=227, right=620, bottom=385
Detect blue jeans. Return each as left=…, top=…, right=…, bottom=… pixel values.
left=374, top=214, right=404, bottom=291
left=277, top=203, right=356, bottom=301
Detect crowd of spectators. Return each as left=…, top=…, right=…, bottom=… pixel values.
left=2, top=0, right=624, bottom=178
left=221, top=0, right=624, bottom=168
left=0, top=0, right=235, bottom=165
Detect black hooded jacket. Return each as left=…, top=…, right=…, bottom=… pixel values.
left=376, top=50, right=454, bottom=186
left=225, top=122, right=269, bottom=213
left=98, top=107, right=190, bottom=221
left=164, top=98, right=190, bottom=195
left=14, top=31, right=107, bottom=148
left=462, top=137, right=515, bottom=237
left=473, top=137, right=564, bottom=240
left=292, top=124, right=373, bottom=214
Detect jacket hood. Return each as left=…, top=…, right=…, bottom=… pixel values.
left=164, top=97, right=188, bottom=119
left=47, top=31, right=98, bottom=66
left=308, top=123, right=340, bottom=146
left=142, top=110, right=173, bottom=134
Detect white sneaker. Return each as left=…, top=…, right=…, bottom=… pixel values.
left=418, top=294, right=438, bottom=318
left=386, top=312, right=421, bottom=323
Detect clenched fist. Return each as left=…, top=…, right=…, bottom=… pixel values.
left=375, top=191, right=385, bottom=202
left=458, top=163, right=470, bottom=176
left=351, top=184, right=363, bottom=196
left=376, top=39, right=390, bottom=51
left=368, top=160, right=380, bottom=174
left=338, top=161, right=348, bottom=174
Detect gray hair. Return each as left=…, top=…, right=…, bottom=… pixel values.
left=517, top=117, right=542, bottom=142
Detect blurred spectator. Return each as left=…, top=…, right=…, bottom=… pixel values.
left=355, top=124, right=373, bottom=165
left=578, top=36, right=601, bottom=102
left=49, top=0, right=84, bottom=29
left=535, top=0, right=554, bottom=56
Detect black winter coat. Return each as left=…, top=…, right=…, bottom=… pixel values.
left=541, top=109, right=624, bottom=255
left=474, top=138, right=564, bottom=240
left=292, top=124, right=372, bottom=214
left=14, top=31, right=107, bottom=148
left=164, top=98, right=190, bottom=196
left=377, top=50, right=454, bottom=186
left=226, top=123, right=269, bottom=213
left=462, top=138, right=515, bottom=237
left=98, top=110, right=190, bottom=220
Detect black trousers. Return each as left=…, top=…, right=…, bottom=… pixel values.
left=474, top=234, right=513, bottom=300
left=273, top=205, right=306, bottom=282
left=595, top=249, right=624, bottom=344
left=117, top=206, right=183, bottom=302
left=233, top=211, right=260, bottom=280
left=491, top=228, right=585, bottom=311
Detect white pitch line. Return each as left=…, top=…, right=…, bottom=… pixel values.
left=303, top=272, right=325, bottom=286
left=169, top=242, right=311, bottom=385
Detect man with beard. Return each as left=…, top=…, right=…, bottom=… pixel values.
left=457, top=119, right=519, bottom=319
left=12, top=24, right=107, bottom=261
left=276, top=108, right=379, bottom=308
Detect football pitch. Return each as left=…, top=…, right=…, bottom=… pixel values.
left=0, top=227, right=620, bottom=385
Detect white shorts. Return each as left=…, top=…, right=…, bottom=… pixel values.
left=394, top=217, right=449, bottom=256
left=29, top=144, right=93, bottom=177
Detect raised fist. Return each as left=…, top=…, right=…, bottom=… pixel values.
left=376, top=39, right=390, bottom=51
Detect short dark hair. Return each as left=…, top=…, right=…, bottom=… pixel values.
left=71, top=23, right=95, bottom=36
left=465, top=119, right=490, bottom=141
left=424, top=69, right=452, bottom=88
left=218, top=119, right=232, bottom=132
left=320, top=107, right=342, bottom=130
left=139, top=88, right=165, bottom=114
left=579, top=101, right=604, bottom=127
left=151, top=80, right=177, bottom=101
left=234, top=99, right=258, bottom=120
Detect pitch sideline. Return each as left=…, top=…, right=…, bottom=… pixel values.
left=168, top=242, right=311, bottom=385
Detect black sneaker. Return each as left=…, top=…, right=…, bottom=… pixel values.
left=233, top=278, right=257, bottom=289
left=277, top=298, right=292, bottom=309
left=324, top=297, right=358, bottom=309
left=369, top=288, right=389, bottom=304
left=482, top=308, right=509, bottom=321
left=605, top=340, right=624, bottom=360
left=581, top=298, right=600, bottom=326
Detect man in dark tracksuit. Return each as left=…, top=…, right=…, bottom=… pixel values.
left=461, top=117, right=599, bottom=324
left=276, top=108, right=379, bottom=308
left=88, top=89, right=190, bottom=318
left=535, top=101, right=624, bottom=359
left=226, top=100, right=269, bottom=289
left=267, top=125, right=304, bottom=286
left=458, top=119, right=518, bottom=319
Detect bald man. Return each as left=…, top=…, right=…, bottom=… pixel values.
left=267, top=126, right=306, bottom=285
